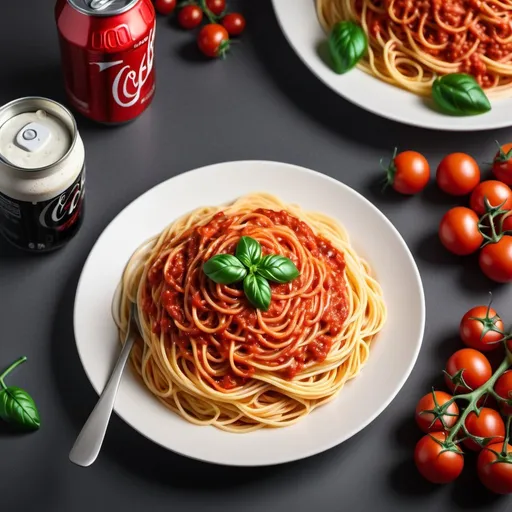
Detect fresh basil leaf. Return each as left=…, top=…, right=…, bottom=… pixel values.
left=328, top=21, right=367, bottom=74
left=235, top=236, right=262, bottom=268
left=203, top=254, right=247, bottom=285
left=256, top=255, right=299, bottom=284
left=432, top=74, right=491, bottom=116
left=0, top=386, right=40, bottom=431
left=243, top=274, right=271, bottom=311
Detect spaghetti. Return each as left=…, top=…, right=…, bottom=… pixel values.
left=317, top=0, right=512, bottom=97
left=114, top=194, right=386, bottom=432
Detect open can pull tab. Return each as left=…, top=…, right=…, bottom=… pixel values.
left=89, top=0, right=117, bottom=10
left=16, top=122, right=51, bottom=153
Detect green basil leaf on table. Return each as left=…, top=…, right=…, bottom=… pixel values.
left=243, top=273, right=272, bottom=311
left=235, top=236, right=262, bottom=268
left=432, top=74, right=491, bottom=116
left=328, top=21, right=368, bottom=74
left=0, top=356, right=40, bottom=431
left=0, top=386, right=40, bottom=431
left=256, top=254, right=299, bottom=284
left=203, top=254, right=247, bottom=284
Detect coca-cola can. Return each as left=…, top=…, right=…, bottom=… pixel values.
left=0, top=97, right=85, bottom=252
left=55, top=0, right=156, bottom=124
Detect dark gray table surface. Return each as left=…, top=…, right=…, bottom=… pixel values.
left=2, top=1, right=512, bottom=511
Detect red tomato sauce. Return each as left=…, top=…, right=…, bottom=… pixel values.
left=143, top=209, right=349, bottom=389
left=363, top=0, right=512, bottom=88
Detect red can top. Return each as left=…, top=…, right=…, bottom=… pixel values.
left=68, top=0, right=139, bottom=16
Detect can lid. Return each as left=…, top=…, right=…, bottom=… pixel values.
left=67, top=0, right=139, bottom=16
left=0, top=98, right=76, bottom=172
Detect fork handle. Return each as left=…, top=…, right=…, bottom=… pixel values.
left=69, top=329, right=136, bottom=467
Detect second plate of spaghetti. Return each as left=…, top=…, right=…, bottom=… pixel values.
left=272, top=0, right=512, bottom=130
left=74, top=161, right=424, bottom=465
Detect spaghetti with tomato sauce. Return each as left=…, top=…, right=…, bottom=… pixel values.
left=115, top=193, right=386, bottom=432
left=317, top=0, right=512, bottom=97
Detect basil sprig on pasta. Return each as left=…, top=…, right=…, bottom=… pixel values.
left=203, top=236, right=299, bottom=311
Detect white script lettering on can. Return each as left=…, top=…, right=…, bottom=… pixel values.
left=90, top=27, right=155, bottom=108
left=39, top=173, right=85, bottom=229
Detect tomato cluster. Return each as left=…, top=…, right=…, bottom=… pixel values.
left=414, top=300, right=512, bottom=493
left=153, top=0, right=245, bottom=58
left=383, top=143, right=512, bottom=283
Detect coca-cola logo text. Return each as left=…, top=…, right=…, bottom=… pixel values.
left=39, top=172, right=85, bottom=230
left=90, top=26, right=155, bottom=109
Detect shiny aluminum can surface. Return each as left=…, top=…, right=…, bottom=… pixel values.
left=55, top=0, right=156, bottom=124
left=0, top=97, right=85, bottom=252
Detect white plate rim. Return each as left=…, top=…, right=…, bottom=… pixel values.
left=73, top=160, right=426, bottom=466
left=271, top=0, right=512, bottom=131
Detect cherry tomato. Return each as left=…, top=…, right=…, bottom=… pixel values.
left=503, top=212, right=512, bottom=232
left=222, top=13, right=246, bottom=36
left=436, top=153, right=480, bottom=196
left=178, top=5, right=203, bottom=29
left=384, top=150, right=430, bottom=195
left=415, top=391, right=459, bottom=433
left=206, top=0, right=226, bottom=15
left=463, top=408, right=505, bottom=451
left=495, top=371, right=512, bottom=416
left=470, top=180, right=512, bottom=215
left=479, top=236, right=512, bottom=283
left=477, top=442, right=512, bottom=494
left=460, top=305, right=504, bottom=352
left=493, top=142, right=512, bottom=185
left=444, top=348, right=492, bottom=394
left=197, top=24, right=230, bottom=58
left=154, top=0, right=176, bottom=15
left=415, top=431, right=464, bottom=484
left=438, top=207, right=483, bottom=256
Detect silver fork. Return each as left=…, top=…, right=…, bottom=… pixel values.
left=69, top=302, right=140, bottom=467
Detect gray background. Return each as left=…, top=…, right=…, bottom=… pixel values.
left=1, top=1, right=511, bottom=511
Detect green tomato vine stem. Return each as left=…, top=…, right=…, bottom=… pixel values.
left=199, top=0, right=219, bottom=24
left=445, top=356, right=511, bottom=444
left=0, top=356, right=27, bottom=389
left=488, top=212, right=499, bottom=242
left=477, top=199, right=512, bottom=246
left=380, top=147, right=398, bottom=190
left=503, top=415, right=512, bottom=456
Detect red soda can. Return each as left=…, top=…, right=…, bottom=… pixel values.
left=55, top=0, right=156, bottom=124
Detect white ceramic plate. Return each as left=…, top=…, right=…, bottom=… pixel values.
left=74, top=161, right=425, bottom=466
left=272, top=0, right=512, bottom=131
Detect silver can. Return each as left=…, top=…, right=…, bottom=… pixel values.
left=0, top=97, right=85, bottom=252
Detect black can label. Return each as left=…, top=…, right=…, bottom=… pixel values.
left=0, top=167, right=85, bottom=251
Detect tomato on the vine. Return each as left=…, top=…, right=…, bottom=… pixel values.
left=197, top=24, right=230, bottom=58
left=206, top=0, right=226, bottom=15
left=444, top=348, right=492, bottom=394
left=460, top=305, right=504, bottom=352
left=470, top=180, right=512, bottom=215
left=463, top=408, right=505, bottom=451
left=495, top=370, right=512, bottom=416
left=154, top=0, right=176, bottom=15
left=178, top=5, right=203, bottom=29
left=222, top=13, right=246, bottom=36
left=438, top=207, right=483, bottom=256
left=503, top=212, right=512, bottom=232
left=436, top=153, right=480, bottom=196
left=477, top=443, right=512, bottom=494
left=479, top=235, right=512, bottom=283
left=415, top=432, right=464, bottom=484
left=383, top=149, right=430, bottom=195
left=493, top=142, right=512, bottom=185
left=415, top=391, right=459, bottom=433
